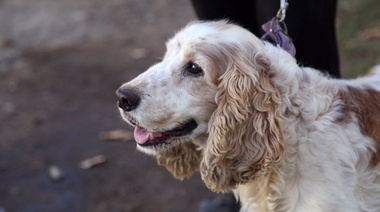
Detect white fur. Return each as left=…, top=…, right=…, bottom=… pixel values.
left=119, top=21, right=380, bottom=211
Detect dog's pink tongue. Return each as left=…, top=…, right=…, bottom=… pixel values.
left=134, top=126, right=163, bottom=144
left=134, top=126, right=149, bottom=144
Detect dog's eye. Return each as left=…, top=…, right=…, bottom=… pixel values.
left=184, top=62, right=203, bottom=76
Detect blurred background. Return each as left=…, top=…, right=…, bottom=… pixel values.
left=0, top=0, right=379, bottom=211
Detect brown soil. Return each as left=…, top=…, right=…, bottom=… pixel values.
left=0, top=0, right=213, bottom=211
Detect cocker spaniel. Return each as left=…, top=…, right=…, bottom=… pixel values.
left=116, top=21, right=380, bottom=211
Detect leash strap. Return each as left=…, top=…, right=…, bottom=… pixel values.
left=260, top=0, right=296, bottom=57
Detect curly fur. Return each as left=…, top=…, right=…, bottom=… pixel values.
left=200, top=53, right=285, bottom=192
left=156, top=142, right=201, bottom=180
left=117, top=21, right=380, bottom=211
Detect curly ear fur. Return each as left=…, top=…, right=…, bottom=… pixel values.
left=200, top=53, right=285, bottom=192
left=156, top=142, right=202, bottom=180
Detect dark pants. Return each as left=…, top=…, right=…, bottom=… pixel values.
left=191, top=0, right=340, bottom=78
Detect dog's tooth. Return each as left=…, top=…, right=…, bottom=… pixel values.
left=149, top=133, right=154, bottom=140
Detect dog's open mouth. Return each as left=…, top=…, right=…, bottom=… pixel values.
left=134, top=120, right=198, bottom=147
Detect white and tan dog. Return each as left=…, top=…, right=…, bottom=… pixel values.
left=116, top=21, right=380, bottom=211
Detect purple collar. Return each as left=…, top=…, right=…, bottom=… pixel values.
left=261, top=18, right=296, bottom=57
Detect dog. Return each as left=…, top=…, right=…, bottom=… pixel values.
left=116, top=21, right=380, bottom=211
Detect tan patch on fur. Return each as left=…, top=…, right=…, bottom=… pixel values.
left=156, top=142, right=201, bottom=180
left=337, top=86, right=380, bottom=166
left=149, top=110, right=174, bottom=126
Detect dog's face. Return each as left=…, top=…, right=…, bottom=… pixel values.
left=117, top=21, right=287, bottom=192
left=117, top=22, right=236, bottom=155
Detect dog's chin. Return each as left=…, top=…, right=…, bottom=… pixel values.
left=136, top=137, right=192, bottom=156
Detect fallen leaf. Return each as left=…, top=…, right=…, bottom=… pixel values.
left=99, top=129, right=134, bottom=141
left=79, top=155, right=106, bottom=169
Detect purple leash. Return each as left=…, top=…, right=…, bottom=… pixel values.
left=260, top=0, right=296, bottom=57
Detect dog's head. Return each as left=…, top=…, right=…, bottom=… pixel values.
left=117, top=21, right=286, bottom=191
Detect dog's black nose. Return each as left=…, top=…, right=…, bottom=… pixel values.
left=116, top=87, right=140, bottom=111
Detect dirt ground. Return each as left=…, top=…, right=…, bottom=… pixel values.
left=0, top=0, right=379, bottom=212
left=0, top=0, right=214, bottom=211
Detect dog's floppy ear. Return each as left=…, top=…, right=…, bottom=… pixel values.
left=200, top=53, right=285, bottom=192
left=156, top=142, right=201, bottom=180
